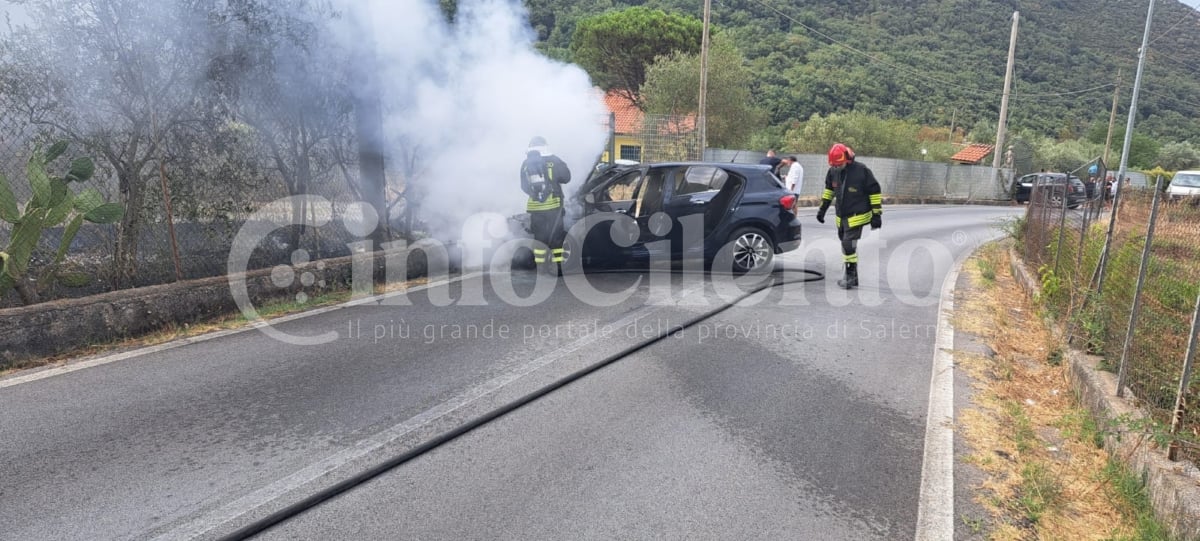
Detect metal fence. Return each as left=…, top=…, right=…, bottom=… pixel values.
left=1024, top=164, right=1200, bottom=466
left=0, top=95, right=364, bottom=308
left=705, top=149, right=1012, bottom=201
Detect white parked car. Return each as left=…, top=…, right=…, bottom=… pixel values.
left=1167, top=170, right=1200, bottom=201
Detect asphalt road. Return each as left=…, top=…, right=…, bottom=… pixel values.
left=0, top=205, right=1022, bottom=541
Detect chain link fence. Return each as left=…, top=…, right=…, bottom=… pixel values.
left=1024, top=164, right=1200, bottom=467
left=0, top=93, right=365, bottom=308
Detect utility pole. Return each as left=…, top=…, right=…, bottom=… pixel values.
left=1104, top=69, right=1122, bottom=166
left=698, top=0, right=711, bottom=158
left=350, top=6, right=389, bottom=247
left=948, top=108, right=957, bottom=144
left=1097, top=0, right=1156, bottom=297
left=992, top=11, right=1019, bottom=171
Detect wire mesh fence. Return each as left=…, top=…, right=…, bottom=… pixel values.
left=1024, top=165, right=1200, bottom=467
left=0, top=92, right=366, bottom=308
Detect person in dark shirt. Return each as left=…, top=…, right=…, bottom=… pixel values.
left=759, top=149, right=782, bottom=173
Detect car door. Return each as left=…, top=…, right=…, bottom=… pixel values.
left=662, top=165, right=728, bottom=256
left=581, top=167, right=647, bottom=258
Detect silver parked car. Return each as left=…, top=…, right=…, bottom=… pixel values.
left=1167, top=170, right=1200, bottom=201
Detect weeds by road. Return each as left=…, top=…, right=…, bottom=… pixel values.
left=954, top=241, right=1172, bottom=540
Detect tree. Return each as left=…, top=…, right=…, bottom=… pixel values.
left=209, top=0, right=356, bottom=249
left=569, top=6, right=702, bottom=109
left=1, top=0, right=216, bottom=288
left=1155, top=141, right=1200, bottom=171
left=641, top=33, right=764, bottom=149
left=782, top=112, right=923, bottom=160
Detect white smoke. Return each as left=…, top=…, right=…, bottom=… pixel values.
left=335, top=0, right=609, bottom=240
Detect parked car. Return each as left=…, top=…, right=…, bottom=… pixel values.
left=1011, top=173, right=1087, bottom=208
left=1167, top=170, right=1200, bottom=201
left=561, top=162, right=803, bottom=272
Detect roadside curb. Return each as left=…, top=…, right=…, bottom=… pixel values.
left=0, top=246, right=442, bottom=369
left=1008, top=246, right=1200, bottom=541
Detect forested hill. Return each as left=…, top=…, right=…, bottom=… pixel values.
left=525, top=0, right=1200, bottom=144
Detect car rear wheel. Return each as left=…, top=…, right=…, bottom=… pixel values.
left=719, top=227, right=774, bottom=273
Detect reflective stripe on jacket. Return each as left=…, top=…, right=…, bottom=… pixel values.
left=821, top=161, right=882, bottom=228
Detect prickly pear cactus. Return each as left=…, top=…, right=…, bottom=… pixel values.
left=0, top=141, right=123, bottom=305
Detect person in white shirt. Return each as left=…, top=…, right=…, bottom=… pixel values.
left=782, top=155, right=804, bottom=193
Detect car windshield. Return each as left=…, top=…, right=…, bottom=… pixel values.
left=1172, top=173, right=1200, bottom=188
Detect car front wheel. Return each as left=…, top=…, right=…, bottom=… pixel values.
left=719, top=227, right=775, bottom=274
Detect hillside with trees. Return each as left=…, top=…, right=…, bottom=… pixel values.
left=531, top=0, right=1200, bottom=168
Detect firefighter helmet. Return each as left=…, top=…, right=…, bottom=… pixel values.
left=827, top=143, right=854, bottom=167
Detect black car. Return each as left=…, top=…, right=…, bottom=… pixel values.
left=1011, top=173, right=1086, bottom=208
left=562, top=162, right=802, bottom=272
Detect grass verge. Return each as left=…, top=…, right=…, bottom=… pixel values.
left=953, top=240, right=1174, bottom=540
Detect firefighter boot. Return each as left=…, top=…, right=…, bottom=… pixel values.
left=837, top=263, right=859, bottom=289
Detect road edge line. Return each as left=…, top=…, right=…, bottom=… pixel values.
left=914, top=248, right=964, bottom=540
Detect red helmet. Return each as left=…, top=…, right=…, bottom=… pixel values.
left=828, top=143, right=854, bottom=167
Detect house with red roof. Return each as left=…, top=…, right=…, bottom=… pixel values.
left=949, top=143, right=995, bottom=165
left=599, top=90, right=699, bottom=163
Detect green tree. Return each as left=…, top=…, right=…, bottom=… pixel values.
left=1155, top=141, right=1200, bottom=171
left=1032, top=137, right=1102, bottom=173
left=640, top=33, right=765, bottom=149
left=569, top=6, right=702, bottom=109
left=782, top=112, right=923, bottom=160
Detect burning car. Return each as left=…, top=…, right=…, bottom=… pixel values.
left=548, top=161, right=802, bottom=273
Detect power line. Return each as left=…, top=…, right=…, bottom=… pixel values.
left=737, top=0, right=1117, bottom=101
left=1138, top=85, right=1200, bottom=111
left=1147, top=7, right=1200, bottom=46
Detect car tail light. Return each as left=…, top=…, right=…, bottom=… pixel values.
left=779, top=194, right=796, bottom=210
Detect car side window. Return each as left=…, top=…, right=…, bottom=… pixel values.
left=601, top=170, right=643, bottom=202
left=673, top=165, right=728, bottom=197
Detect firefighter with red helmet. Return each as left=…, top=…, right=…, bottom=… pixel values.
left=816, top=143, right=882, bottom=289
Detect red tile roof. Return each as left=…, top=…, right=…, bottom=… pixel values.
left=950, top=143, right=995, bottom=164
left=602, top=90, right=642, bottom=135
left=600, top=89, right=697, bottom=136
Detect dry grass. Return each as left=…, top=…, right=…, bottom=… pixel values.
left=954, top=241, right=1147, bottom=540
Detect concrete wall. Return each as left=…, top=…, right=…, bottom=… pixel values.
left=705, top=149, right=1013, bottom=201
left=0, top=247, right=439, bottom=369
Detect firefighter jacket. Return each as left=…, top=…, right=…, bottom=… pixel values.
left=521, top=148, right=572, bottom=212
left=820, top=160, right=882, bottom=228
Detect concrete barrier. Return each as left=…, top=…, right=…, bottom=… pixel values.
left=1009, top=246, right=1200, bottom=540
left=0, top=247, right=439, bottom=369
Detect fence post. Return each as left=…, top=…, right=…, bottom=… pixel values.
left=1116, top=175, right=1165, bottom=398
left=1168, top=293, right=1200, bottom=461
left=1053, top=182, right=1069, bottom=276
left=1095, top=173, right=1129, bottom=296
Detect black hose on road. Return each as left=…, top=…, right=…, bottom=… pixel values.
left=221, top=265, right=824, bottom=541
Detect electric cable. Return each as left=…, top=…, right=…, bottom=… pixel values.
left=219, top=264, right=825, bottom=541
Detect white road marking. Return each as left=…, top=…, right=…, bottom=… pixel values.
left=0, top=272, right=482, bottom=389
left=152, top=283, right=706, bottom=541
left=915, top=252, right=963, bottom=540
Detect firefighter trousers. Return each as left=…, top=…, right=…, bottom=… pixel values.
left=529, top=207, right=565, bottom=266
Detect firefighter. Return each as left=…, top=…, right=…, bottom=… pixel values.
left=520, top=136, right=572, bottom=273
left=816, top=143, right=882, bottom=289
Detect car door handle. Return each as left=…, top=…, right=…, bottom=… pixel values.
left=691, top=200, right=707, bottom=206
